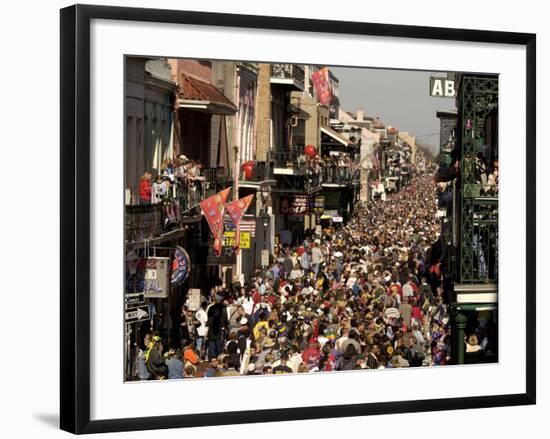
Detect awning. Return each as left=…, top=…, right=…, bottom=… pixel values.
left=321, top=126, right=349, bottom=146
left=178, top=74, right=238, bottom=115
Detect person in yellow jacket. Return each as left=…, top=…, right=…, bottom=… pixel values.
left=253, top=317, right=270, bottom=340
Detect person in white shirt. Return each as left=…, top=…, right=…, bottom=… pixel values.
left=237, top=289, right=254, bottom=316
left=194, top=302, right=208, bottom=358
left=289, top=264, right=304, bottom=280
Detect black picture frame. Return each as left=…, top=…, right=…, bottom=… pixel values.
left=60, top=4, right=536, bottom=434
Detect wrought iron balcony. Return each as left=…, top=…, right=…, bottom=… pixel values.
left=270, top=64, right=305, bottom=91
left=125, top=203, right=164, bottom=243
left=459, top=197, right=498, bottom=283
left=125, top=180, right=208, bottom=244
left=239, top=160, right=274, bottom=183
left=322, top=166, right=359, bottom=186
left=272, top=147, right=305, bottom=175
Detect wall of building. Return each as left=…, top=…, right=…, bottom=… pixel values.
left=125, top=58, right=174, bottom=204
left=255, top=63, right=272, bottom=162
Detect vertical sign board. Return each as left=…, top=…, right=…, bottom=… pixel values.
left=186, top=288, right=202, bottom=311
left=138, top=257, right=170, bottom=299
left=429, top=76, right=456, bottom=98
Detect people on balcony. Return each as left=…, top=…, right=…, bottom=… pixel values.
left=139, top=172, right=153, bottom=205
left=160, top=158, right=175, bottom=180
left=485, top=158, right=499, bottom=196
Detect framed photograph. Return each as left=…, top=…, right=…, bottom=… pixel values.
left=60, top=4, right=536, bottom=434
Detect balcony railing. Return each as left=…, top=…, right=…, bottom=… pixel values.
left=459, top=197, right=498, bottom=283
left=322, top=166, right=359, bottom=185
left=125, top=203, right=164, bottom=243
left=239, top=160, right=273, bottom=182
left=271, top=146, right=306, bottom=171
left=125, top=179, right=208, bottom=243
left=270, top=64, right=305, bottom=90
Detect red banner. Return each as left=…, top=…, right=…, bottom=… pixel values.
left=200, top=188, right=231, bottom=256
left=225, top=194, right=254, bottom=253
left=311, top=67, right=332, bottom=106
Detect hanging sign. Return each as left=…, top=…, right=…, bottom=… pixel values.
left=223, top=231, right=251, bottom=249
left=309, top=195, right=325, bottom=214
left=171, top=246, right=191, bottom=287
left=138, top=257, right=170, bottom=299
left=280, top=195, right=308, bottom=215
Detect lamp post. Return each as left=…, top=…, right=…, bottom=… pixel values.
left=260, top=211, right=270, bottom=270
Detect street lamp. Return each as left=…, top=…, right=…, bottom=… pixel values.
left=260, top=211, right=270, bottom=270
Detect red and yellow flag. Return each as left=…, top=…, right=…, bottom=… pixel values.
left=200, top=188, right=231, bottom=256
left=225, top=194, right=254, bottom=254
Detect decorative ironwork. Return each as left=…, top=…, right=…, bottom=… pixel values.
left=457, top=74, right=499, bottom=283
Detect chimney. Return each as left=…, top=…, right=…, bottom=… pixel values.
left=356, top=109, right=364, bottom=121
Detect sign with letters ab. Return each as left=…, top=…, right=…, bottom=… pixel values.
left=429, top=76, right=456, bottom=97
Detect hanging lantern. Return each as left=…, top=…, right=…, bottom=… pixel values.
left=465, top=118, right=473, bottom=130
left=304, top=144, right=317, bottom=158
left=241, top=160, right=255, bottom=180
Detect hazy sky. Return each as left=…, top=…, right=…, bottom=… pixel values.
left=330, top=67, right=456, bottom=153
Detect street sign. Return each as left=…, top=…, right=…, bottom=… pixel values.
left=125, top=305, right=150, bottom=323
left=125, top=293, right=144, bottom=305
left=125, top=293, right=145, bottom=310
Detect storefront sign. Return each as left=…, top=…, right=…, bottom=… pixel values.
left=223, top=231, right=251, bottom=249
left=280, top=195, right=308, bottom=215
left=138, top=257, right=170, bottom=299
left=171, top=246, right=191, bottom=287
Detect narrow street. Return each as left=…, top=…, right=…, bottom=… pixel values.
left=125, top=60, right=499, bottom=380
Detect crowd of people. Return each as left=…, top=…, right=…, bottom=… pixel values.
left=134, top=174, right=465, bottom=380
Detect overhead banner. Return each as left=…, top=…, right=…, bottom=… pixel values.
left=311, top=67, right=332, bottom=106
left=200, top=188, right=231, bottom=256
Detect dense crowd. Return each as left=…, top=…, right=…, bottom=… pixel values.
left=136, top=175, right=459, bottom=380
